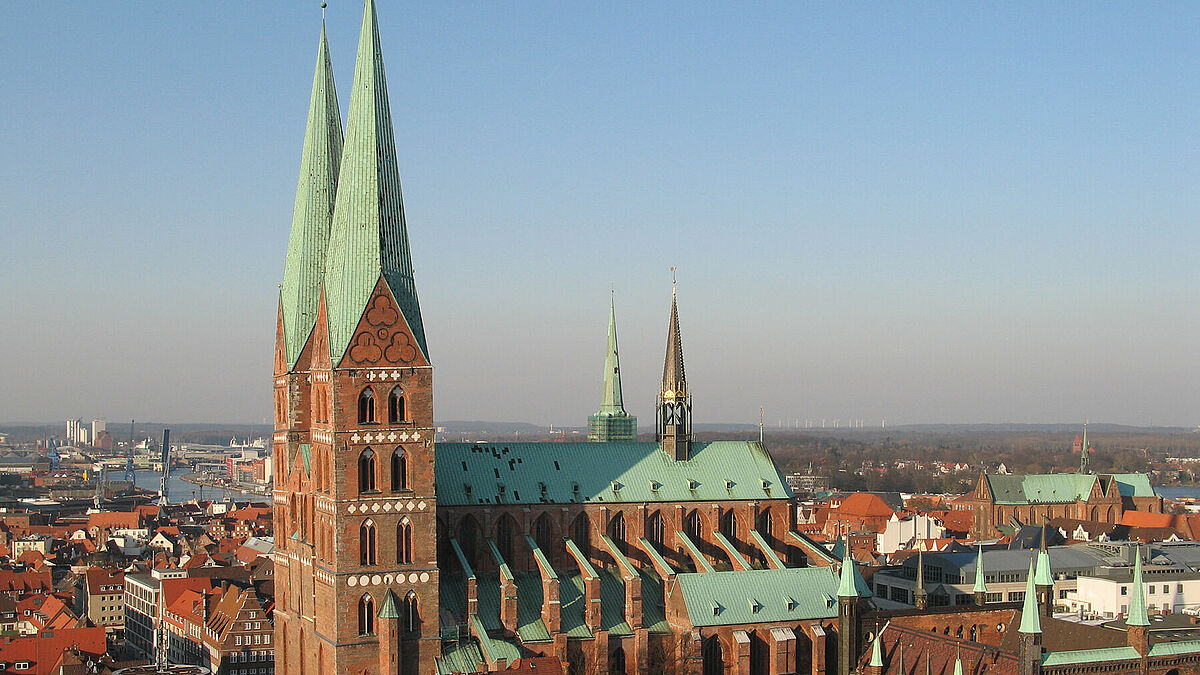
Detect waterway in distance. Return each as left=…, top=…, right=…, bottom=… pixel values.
left=132, top=468, right=265, bottom=504
left=1156, top=486, right=1200, bottom=500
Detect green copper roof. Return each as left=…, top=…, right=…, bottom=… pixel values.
left=1041, top=647, right=1140, bottom=666
left=281, top=23, right=343, bottom=368
left=323, top=0, right=427, bottom=364
left=1018, top=557, right=1041, bottom=634
left=596, top=296, right=629, bottom=417
left=869, top=628, right=885, bottom=668
left=837, top=548, right=872, bottom=599
left=676, top=567, right=839, bottom=627
left=973, top=544, right=987, bottom=594
left=1034, top=549, right=1053, bottom=586
left=299, top=443, right=312, bottom=476
left=434, top=441, right=791, bottom=506
left=1126, top=554, right=1149, bottom=626
left=984, top=472, right=1153, bottom=505
left=1148, top=641, right=1200, bottom=657
left=378, top=589, right=402, bottom=618
left=661, top=287, right=686, bottom=396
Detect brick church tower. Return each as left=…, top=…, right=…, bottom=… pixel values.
left=273, top=2, right=438, bottom=674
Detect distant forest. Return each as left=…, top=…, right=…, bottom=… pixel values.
left=739, top=429, right=1200, bottom=494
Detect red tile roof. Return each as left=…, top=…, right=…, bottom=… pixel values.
left=836, top=493, right=896, bottom=518
left=0, top=626, right=106, bottom=675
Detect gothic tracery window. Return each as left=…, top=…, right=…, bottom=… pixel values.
left=358, top=594, right=374, bottom=635
left=391, top=448, right=407, bottom=491
left=360, top=519, right=377, bottom=566
left=388, top=387, right=406, bottom=424
left=359, top=448, right=376, bottom=493
left=397, top=519, right=412, bottom=564
left=358, top=387, right=376, bottom=424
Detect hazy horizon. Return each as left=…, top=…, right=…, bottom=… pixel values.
left=3, top=4, right=1197, bottom=428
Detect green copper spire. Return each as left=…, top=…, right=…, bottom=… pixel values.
left=1018, top=557, right=1042, bottom=634
left=952, top=649, right=963, bottom=675
left=281, top=22, right=343, bottom=368
left=1034, top=547, right=1054, bottom=587
left=973, top=543, right=987, bottom=594
left=869, top=626, right=885, bottom=668
left=1126, top=553, right=1150, bottom=627
left=1080, top=422, right=1092, bottom=474
left=378, top=589, right=402, bottom=619
left=837, top=543, right=872, bottom=599
left=588, top=295, right=637, bottom=442
left=323, top=0, right=428, bottom=363
left=600, top=296, right=626, bottom=414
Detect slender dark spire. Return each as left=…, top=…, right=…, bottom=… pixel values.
left=324, top=0, right=427, bottom=363
left=662, top=273, right=686, bottom=394
left=281, top=21, right=343, bottom=368
left=1079, top=421, right=1092, bottom=474
left=914, top=549, right=928, bottom=609
left=657, top=270, right=692, bottom=460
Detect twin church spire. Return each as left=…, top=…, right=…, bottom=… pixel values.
left=279, top=23, right=342, bottom=368
left=280, top=0, right=427, bottom=370
left=589, top=279, right=693, bottom=460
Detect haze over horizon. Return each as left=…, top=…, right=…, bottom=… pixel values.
left=2, top=4, right=1197, bottom=428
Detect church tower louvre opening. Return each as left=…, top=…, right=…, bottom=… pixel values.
left=273, top=2, right=437, bottom=674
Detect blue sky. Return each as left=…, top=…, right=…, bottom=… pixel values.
left=2, top=3, right=1197, bottom=427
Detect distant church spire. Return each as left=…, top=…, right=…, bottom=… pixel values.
left=587, top=294, right=637, bottom=442
left=280, top=21, right=343, bottom=368
left=657, top=270, right=692, bottom=460
left=1079, top=421, right=1092, bottom=474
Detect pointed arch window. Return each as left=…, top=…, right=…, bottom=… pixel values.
left=404, top=591, right=419, bottom=633
left=533, top=513, right=553, bottom=553
left=360, top=519, right=377, bottom=566
left=608, top=512, right=627, bottom=549
left=458, top=516, right=480, bottom=568
left=388, top=387, right=406, bottom=424
left=496, top=515, right=516, bottom=563
left=358, top=387, right=376, bottom=424
left=648, top=511, right=665, bottom=546
left=571, top=513, right=590, bottom=558
left=720, top=510, right=738, bottom=541
left=391, top=448, right=407, bottom=491
left=358, top=448, right=377, bottom=493
left=358, top=594, right=374, bottom=635
left=756, top=510, right=773, bottom=542
left=397, top=519, right=413, bottom=564
left=685, top=510, right=703, bottom=542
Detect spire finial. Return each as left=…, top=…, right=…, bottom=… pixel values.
left=321, top=2, right=327, bottom=19
left=671, top=266, right=677, bottom=295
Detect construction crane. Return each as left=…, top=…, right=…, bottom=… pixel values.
left=123, top=419, right=136, bottom=483
left=158, top=429, right=171, bottom=507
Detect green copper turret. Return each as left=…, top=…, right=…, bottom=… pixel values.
left=1126, top=552, right=1150, bottom=627
left=588, top=296, right=637, bottom=442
